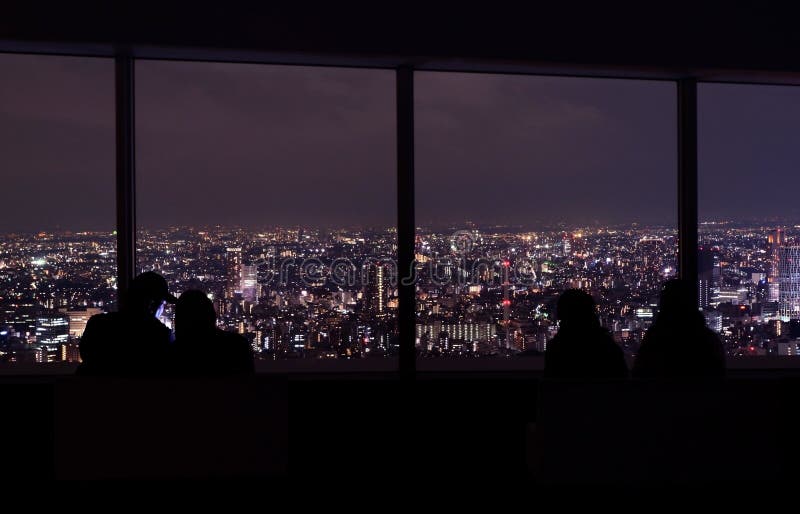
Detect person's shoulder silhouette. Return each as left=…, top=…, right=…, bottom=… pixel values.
left=78, top=271, right=175, bottom=376
left=173, top=289, right=255, bottom=375
left=632, top=278, right=725, bottom=379
left=544, top=289, right=628, bottom=380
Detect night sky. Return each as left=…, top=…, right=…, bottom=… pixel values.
left=1, top=52, right=799, bottom=233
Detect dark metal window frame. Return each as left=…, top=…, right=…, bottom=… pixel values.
left=120, top=59, right=695, bottom=377
left=6, top=42, right=798, bottom=374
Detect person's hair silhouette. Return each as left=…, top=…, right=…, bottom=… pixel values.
left=544, top=289, right=628, bottom=380
left=556, top=288, right=601, bottom=330
left=632, top=278, right=725, bottom=379
left=78, top=271, right=176, bottom=375
left=173, top=290, right=254, bottom=375
left=175, top=289, right=216, bottom=342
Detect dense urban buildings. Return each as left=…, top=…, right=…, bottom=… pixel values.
left=4, top=221, right=798, bottom=364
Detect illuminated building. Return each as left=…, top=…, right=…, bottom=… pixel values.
left=768, top=228, right=783, bottom=303
left=64, top=307, right=103, bottom=337
left=698, top=247, right=714, bottom=309
left=364, top=263, right=388, bottom=314
left=777, top=245, right=800, bottom=321
left=225, top=247, right=242, bottom=299
left=416, top=322, right=496, bottom=344
left=35, top=315, right=69, bottom=348
left=778, top=341, right=800, bottom=356
left=35, top=314, right=69, bottom=362
left=60, top=341, right=81, bottom=362
left=241, top=264, right=258, bottom=303
left=704, top=311, right=722, bottom=333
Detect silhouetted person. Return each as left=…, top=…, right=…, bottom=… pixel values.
left=173, top=290, right=254, bottom=375
left=544, top=289, right=628, bottom=379
left=632, top=278, right=725, bottom=379
left=78, top=271, right=176, bottom=376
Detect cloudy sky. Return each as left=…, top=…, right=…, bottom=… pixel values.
left=1, top=52, right=799, bottom=232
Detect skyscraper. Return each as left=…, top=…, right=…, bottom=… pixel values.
left=241, top=264, right=258, bottom=303
left=225, top=247, right=242, bottom=299
left=35, top=315, right=69, bottom=347
left=64, top=307, right=103, bottom=337
left=777, top=245, right=800, bottom=321
left=562, top=233, right=571, bottom=256
left=35, top=314, right=69, bottom=362
left=768, top=229, right=783, bottom=303
left=698, top=247, right=714, bottom=309
left=364, top=263, right=388, bottom=315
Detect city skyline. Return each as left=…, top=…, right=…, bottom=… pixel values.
left=5, top=53, right=800, bottom=364
left=5, top=220, right=800, bottom=364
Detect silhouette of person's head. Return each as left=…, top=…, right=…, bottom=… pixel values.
left=556, top=289, right=600, bottom=330
left=175, top=289, right=216, bottom=341
left=657, top=278, right=701, bottom=324
left=126, top=271, right=177, bottom=317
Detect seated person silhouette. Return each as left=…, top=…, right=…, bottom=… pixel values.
left=544, top=289, right=628, bottom=380
left=78, top=271, right=176, bottom=376
left=632, top=278, right=725, bottom=379
left=173, top=289, right=255, bottom=375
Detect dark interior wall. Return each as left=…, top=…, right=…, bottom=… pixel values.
left=4, top=375, right=800, bottom=481
left=2, top=5, right=800, bottom=75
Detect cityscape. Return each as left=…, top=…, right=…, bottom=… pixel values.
left=2, top=222, right=800, bottom=365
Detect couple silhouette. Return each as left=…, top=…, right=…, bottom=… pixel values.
left=78, top=271, right=254, bottom=376
left=544, top=279, right=725, bottom=380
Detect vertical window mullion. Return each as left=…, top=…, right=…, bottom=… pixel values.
left=115, top=54, right=136, bottom=306
left=397, top=66, right=416, bottom=379
left=678, top=78, right=698, bottom=307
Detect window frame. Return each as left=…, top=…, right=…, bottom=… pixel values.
left=7, top=43, right=799, bottom=372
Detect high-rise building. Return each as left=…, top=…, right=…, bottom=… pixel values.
left=225, top=247, right=242, bottom=299
left=778, top=341, right=800, bottom=356
left=768, top=229, right=783, bottom=303
left=35, top=314, right=69, bottom=349
left=776, top=245, right=800, bottom=321
left=60, top=341, right=81, bottom=362
left=364, top=263, right=388, bottom=314
left=241, top=264, right=258, bottom=303
left=64, top=307, right=103, bottom=337
left=704, top=311, right=723, bottom=333
left=562, top=233, right=571, bottom=256
left=698, top=247, right=714, bottom=309
left=416, top=322, right=496, bottom=343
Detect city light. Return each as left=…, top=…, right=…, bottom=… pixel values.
left=0, top=222, right=796, bottom=363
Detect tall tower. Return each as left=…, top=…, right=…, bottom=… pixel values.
left=225, top=247, right=242, bottom=299
left=364, top=262, right=387, bottom=315
left=768, top=229, right=783, bottom=303
left=698, top=247, right=714, bottom=309
left=241, top=264, right=258, bottom=303
left=777, top=245, right=800, bottom=321
left=502, top=258, right=512, bottom=350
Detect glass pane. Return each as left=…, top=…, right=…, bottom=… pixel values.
left=699, top=83, right=800, bottom=358
left=0, top=54, right=115, bottom=366
left=415, top=72, right=676, bottom=366
left=136, top=61, right=396, bottom=366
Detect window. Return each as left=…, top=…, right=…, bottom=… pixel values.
left=415, top=72, right=677, bottom=362
left=0, top=54, right=115, bottom=365
left=699, top=83, right=800, bottom=357
left=135, top=60, right=397, bottom=363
